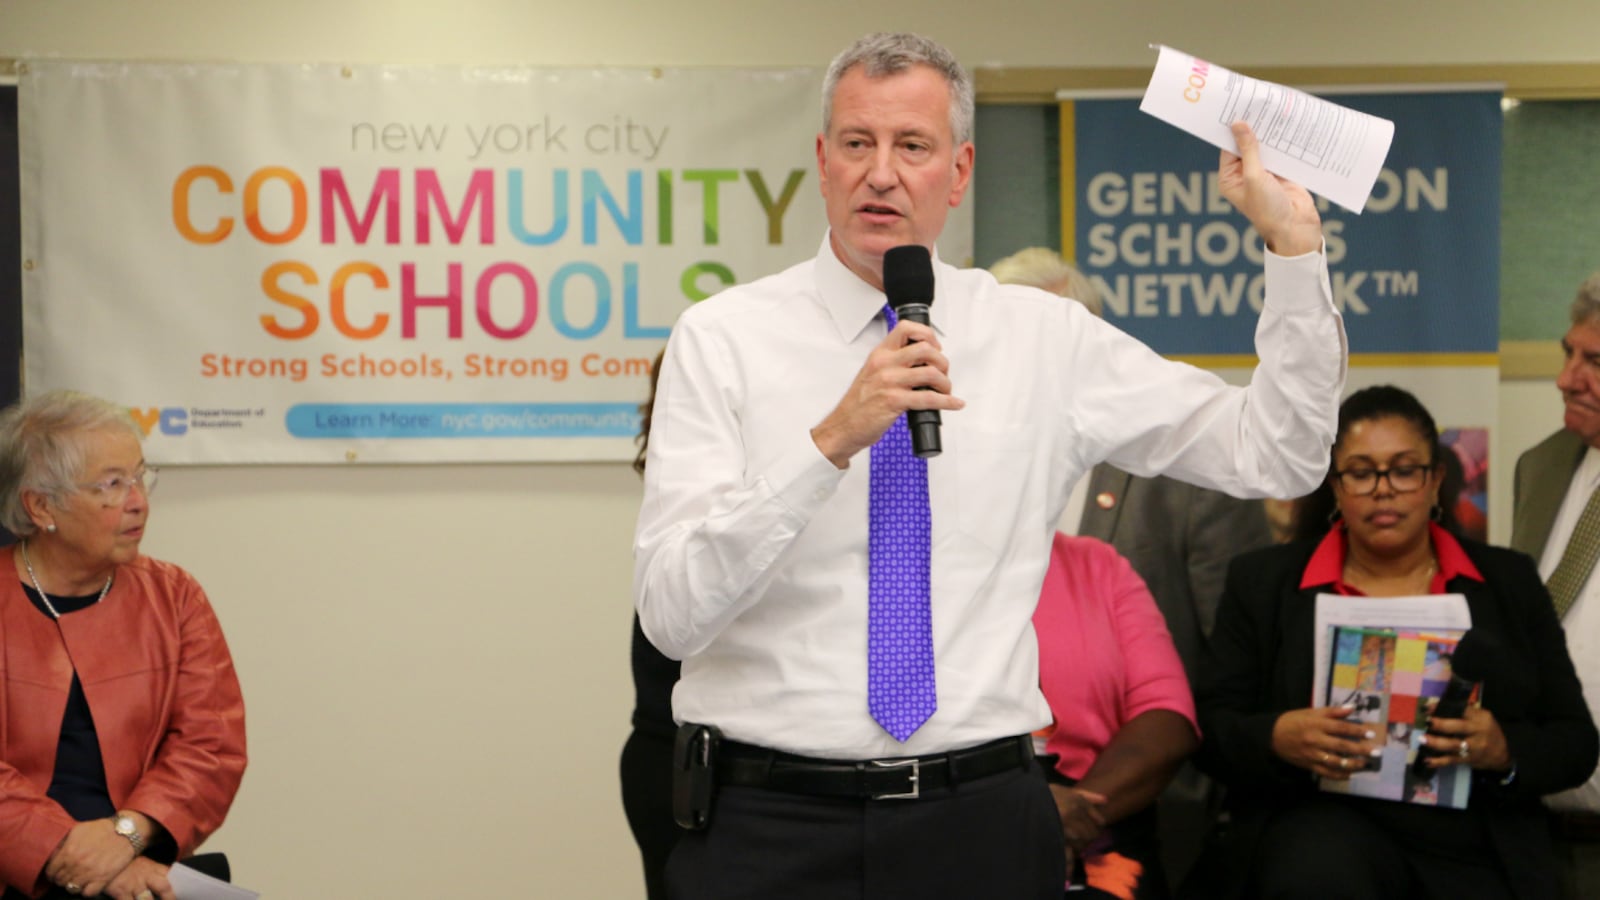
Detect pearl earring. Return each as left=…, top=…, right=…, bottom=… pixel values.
left=44, top=524, right=57, bottom=533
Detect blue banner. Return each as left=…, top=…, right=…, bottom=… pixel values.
left=1067, top=90, right=1501, bottom=357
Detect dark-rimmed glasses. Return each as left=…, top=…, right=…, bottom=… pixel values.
left=1332, top=462, right=1432, bottom=496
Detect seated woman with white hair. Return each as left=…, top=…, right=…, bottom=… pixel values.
left=0, top=391, right=246, bottom=900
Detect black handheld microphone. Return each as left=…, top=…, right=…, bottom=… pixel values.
left=882, top=245, right=941, bottom=459
left=1412, top=629, right=1491, bottom=778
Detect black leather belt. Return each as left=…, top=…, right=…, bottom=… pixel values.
left=1551, top=811, right=1600, bottom=843
left=716, top=734, right=1035, bottom=800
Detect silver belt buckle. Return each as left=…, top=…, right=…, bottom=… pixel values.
left=868, top=757, right=921, bottom=800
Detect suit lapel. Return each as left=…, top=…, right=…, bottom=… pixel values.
left=1513, top=431, right=1585, bottom=560
left=1078, top=464, right=1132, bottom=542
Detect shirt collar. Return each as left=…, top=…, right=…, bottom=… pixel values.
left=813, top=231, right=949, bottom=343
left=1300, top=521, right=1484, bottom=594
left=1576, top=445, right=1600, bottom=493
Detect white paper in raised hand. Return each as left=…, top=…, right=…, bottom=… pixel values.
left=1138, top=45, right=1395, bottom=214
left=169, top=862, right=260, bottom=900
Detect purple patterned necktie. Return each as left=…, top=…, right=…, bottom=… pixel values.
left=868, top=305, right=937, bottom=742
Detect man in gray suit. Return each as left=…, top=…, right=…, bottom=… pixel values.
left=991, top=248, right=1274, bottom=891
left=1512, top=271, right=1600, bottom=900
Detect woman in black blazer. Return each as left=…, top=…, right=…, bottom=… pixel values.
left=1194, top=386, right=1596, bottom=900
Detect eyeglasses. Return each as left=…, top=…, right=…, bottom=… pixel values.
left=1332, top=462, right=1433, bottom=496
left=77, top=466, right=159, bottom=507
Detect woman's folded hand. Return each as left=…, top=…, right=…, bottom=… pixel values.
left=44, top=819, right=137, bottom=897
left=1271, top=706, right=1384, bottom=780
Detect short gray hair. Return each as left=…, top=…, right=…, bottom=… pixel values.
left=1571, top=271, right=1600, bottom=327
left=822, top=32, right=974, bottom=145
left=0, top=390, right=142, bottom=536
left=990, top=247, right=1104, bottom=318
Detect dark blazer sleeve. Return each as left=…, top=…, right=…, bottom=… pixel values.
left=1183, top=483, right=1272, bottom=639
left=1470, top=545, right=1598, bottom=801
left=1194, top=543, right=1317, bottom=795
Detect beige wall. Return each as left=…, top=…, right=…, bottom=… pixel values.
left=3, top=1, right=1594, bottom=896
left=7, top=0, right=1600, bottom=67
left=1496, top=379, right=1566, bottom=545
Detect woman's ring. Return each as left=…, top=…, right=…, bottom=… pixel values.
left=65, top=885, right=81, bottom=896
left=136, top=891, right=155, bottom=900
left=1319, top=752, right=1329, bottom=764
left=1459, top=739, right=1471, bottom=759
left=1339, top=756, right=1350, bottom=770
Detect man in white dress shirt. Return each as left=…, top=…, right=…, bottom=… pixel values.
left=1512, top=271, right=1600, bottom=900
left=633, top=31, right=1346, bottom=899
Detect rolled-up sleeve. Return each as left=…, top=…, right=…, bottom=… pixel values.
left=1072, top=245, right=1346, bottom=501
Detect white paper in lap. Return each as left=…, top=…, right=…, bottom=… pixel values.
left=169, top=862, right=260, bottom=900
left=1311, top=592, right=1473, bottom=708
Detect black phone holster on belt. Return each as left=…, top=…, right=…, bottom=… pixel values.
left=672, top=722, right=722, bottom=831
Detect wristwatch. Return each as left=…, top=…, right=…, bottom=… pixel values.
left=112, top=813, right=147, bottom=854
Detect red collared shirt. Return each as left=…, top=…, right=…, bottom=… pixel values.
left=1300, top=522, right=1484, bottom=596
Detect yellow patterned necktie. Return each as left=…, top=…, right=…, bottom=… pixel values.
left=1547, top=485, right=1600, bottom=618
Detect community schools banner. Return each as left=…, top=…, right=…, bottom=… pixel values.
left=1064, top=88, right=1501, bottom=360
left=20, top=62, right=827, bottom=463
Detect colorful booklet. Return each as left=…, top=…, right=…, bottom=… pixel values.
left=1317, top=625, right=1472, bottom=809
